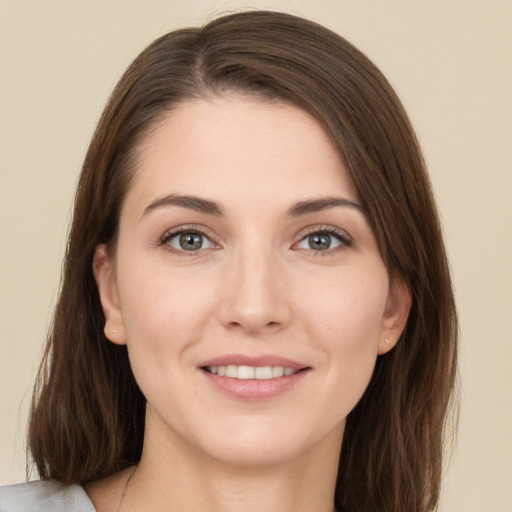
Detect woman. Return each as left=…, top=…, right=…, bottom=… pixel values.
left=0, top=10, right=457, bottom=512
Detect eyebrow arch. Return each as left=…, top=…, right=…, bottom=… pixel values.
left=287, top=196, right=364, bottom=216
left=143, top=194, right=224, bottom=217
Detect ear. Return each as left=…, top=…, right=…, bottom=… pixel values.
left=378, top=278, right=412, bottom=355
left=92, top=244, right=127, bottom=345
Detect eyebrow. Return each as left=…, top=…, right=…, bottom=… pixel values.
left=143, top=194, right=224, bottom=217
left=142, top=194, right=364, bottom=218
left=286, top=196, right=364, bottom=216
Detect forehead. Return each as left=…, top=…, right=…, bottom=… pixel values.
left=125, top=95, right=358, bottom=213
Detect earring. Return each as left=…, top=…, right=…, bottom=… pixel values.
left=385, top=337, right=390, bottom=344
left=112, top=329, right=118, bottom=334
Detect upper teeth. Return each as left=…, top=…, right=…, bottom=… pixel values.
left=207, top=365, right=297, bottom=380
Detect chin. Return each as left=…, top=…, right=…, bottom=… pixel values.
left=197, top=418, right=344, bottom=469
left=209, top=440, right=306, bottom=468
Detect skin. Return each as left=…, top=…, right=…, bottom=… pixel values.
left=89, top=95, right=410, bottom=512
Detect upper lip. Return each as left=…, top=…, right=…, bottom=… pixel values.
left=199, top=354, right=309, bottom=370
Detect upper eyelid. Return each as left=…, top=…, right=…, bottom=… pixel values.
left=160, top=224, right=216, bottom=243
left=297, top=225, right=351, bottom=240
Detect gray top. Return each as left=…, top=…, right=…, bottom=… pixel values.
left=0, top=480, right=96, bottom=512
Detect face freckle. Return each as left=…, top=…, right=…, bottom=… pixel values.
left=95, top=94, right=409, bottom=469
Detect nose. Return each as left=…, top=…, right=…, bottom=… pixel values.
left=216, top=245, right=292, bottom=335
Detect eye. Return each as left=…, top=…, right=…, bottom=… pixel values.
left=162, top=229, right=214, bottom=252
left=295, top=229, right=351, bottom=252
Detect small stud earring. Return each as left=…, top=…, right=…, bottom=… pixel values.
left=112, top=329, right=118, bottom=334
left=385, top=337, right=390, bottom=344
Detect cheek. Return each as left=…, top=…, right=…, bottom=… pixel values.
left=300, top=264, right=389, bottom=345
left=119, top=258, right=215, bottom=334
left=297, top=265, right=388, bottom=398
left=115, top=260, right=220, bottom=393
left=117, top=267, right=217, bottom=405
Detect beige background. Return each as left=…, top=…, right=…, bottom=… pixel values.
left=1, top=1, right=511, bottom=511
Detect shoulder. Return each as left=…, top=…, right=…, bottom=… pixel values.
left=0, top=480, right=96, bottom=512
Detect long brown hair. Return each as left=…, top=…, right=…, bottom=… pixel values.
left=29, top=10, right=457, bottom=512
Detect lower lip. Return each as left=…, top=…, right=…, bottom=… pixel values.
left=201, top=369, right=310, bottom=400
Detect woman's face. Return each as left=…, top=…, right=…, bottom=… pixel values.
left=95, top=95, right=409, bottom=468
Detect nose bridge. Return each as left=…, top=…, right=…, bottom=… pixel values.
left=218, top=237, right=290, bottom=333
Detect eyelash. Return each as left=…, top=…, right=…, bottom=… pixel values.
left=159, top=225, right=352, bottom=256
left=160, top=225, right=216, bottom=256
left=296, top=226, right=352, bottom=256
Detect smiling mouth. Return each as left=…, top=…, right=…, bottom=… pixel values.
left=203, top=365, right=307, bottom=380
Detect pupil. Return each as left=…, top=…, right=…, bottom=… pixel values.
left=309, top=233, right=330, bottom=250
left=180, top=233, right=202, bottom=250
